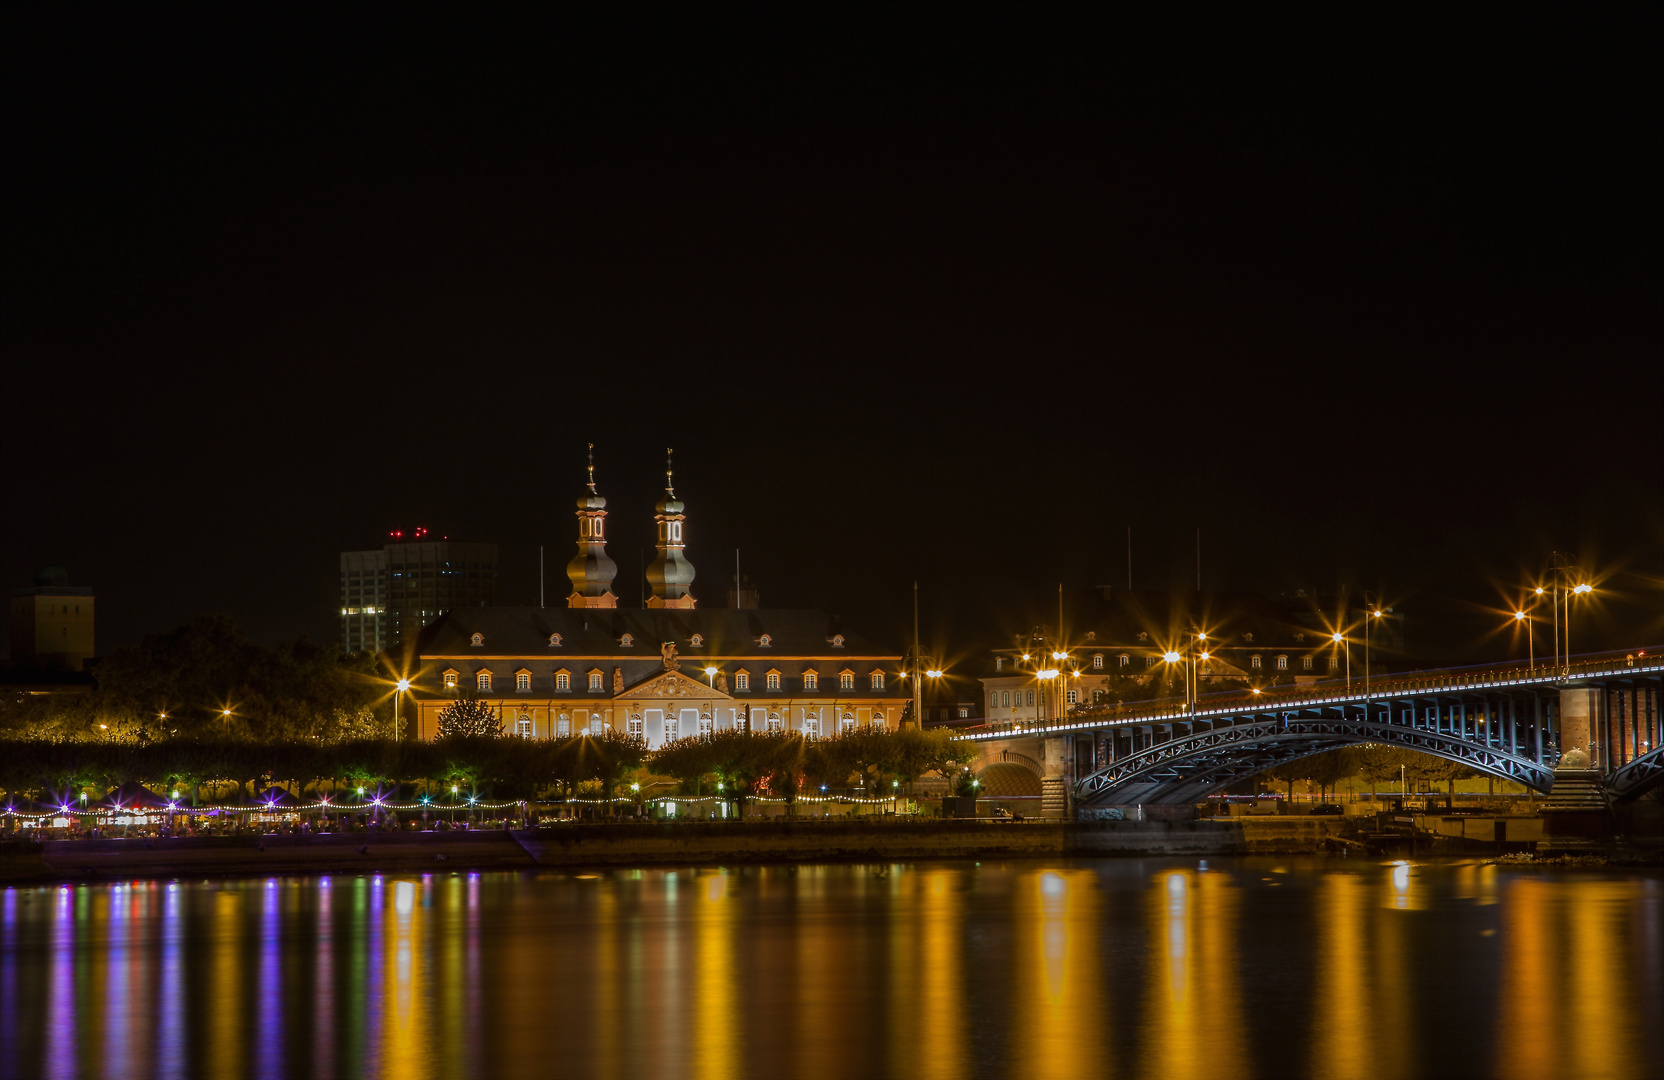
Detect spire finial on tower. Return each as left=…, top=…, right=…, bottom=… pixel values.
left=586, top=443, right=597, bottom=495
left=665, top=447, right=674, bottom=497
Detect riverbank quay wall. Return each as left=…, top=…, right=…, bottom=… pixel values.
left=1, top=819, right=1351, bottom=883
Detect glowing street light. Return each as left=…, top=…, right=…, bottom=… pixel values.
left=394, top=677, right=410, bottom=743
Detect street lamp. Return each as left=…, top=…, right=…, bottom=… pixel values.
left=1513, top=609, right=1534, bottom=669
left=902, top=583, right=946, bottom=729
left=395, top=678, right=409, bottom=742
left=1566, top=583, right=1593, bottom=674
left=1332, top=632, right=1350, bottom=689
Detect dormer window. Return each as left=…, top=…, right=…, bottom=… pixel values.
left=690, top=633, right=703, bottom=647
left=588, top=669, right=604, bottom=692
left=620, top=633, right=634, bottom=647
left=1145, top=655, right=1156, bottom=668
left=758, top=634, right=773, bottom=648
left=803, top=671, right=818, bottom=691
left=995, top=657, right=1005, bottom=672
left=1303, top=656, right=1314, bottom=670
left=1276, top=655, right=1288, bottom=670
left=839, top=670, right=854, bottom=690
left=555, top=670, right=571, bottom=691
left=734, top=670, right=751, bottom=691
left=870, top=671, right=885, bottom=690
left=443, top=669, right=459, bottom=689
left=1092, top=654, right=1104, bottom=669
left=471, top=632, right=484, bottom=647
left=477, top=670, right=493, bottom=692
left=1243, top=633, right=1254, bottom=643
left=515, top=670, right=531, bottom=692
left=1251, top=655, right=1262, bottom=669
left=831, top=634, right=845, bottom=648
left=1137, top=632, right=1149, bottom=642
left=766, top=671, right=781, bottom=691
left=1295, top=633, right=1306, bottom=643
left=1118, top=654, right=1129, bottom=668
left=549, top=633, right=563, bottom=647
left=1086, top=631, right=1096, bottom=641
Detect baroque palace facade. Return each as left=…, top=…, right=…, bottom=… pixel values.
left=411, top=452, right=907, bottom=745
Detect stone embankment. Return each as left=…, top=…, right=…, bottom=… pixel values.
left=1, top=818, right=1352, bottom=883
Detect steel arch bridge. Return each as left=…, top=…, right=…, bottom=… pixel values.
left=957, top=654, right=1662, bottom=805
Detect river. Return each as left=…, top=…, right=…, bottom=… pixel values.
left=1, top=857, right=1659, bottom=1079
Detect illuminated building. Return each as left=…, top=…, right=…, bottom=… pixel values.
left=410, top=453, right=904, bottom=744
left=340, top=529, right=498, bottom=653
left=7, top=565, right=94, bottom=673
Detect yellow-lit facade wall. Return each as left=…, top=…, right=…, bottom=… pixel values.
left=8, top=593, right=95, bottom=672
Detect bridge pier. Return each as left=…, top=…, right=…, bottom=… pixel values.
left=1541, top=687, right=1613, bottom=852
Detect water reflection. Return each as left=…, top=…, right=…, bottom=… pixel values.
left=1, top=860, right=1659, bottom=1080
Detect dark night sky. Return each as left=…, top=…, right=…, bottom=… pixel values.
left=4, top=3, right=1661, bottom=665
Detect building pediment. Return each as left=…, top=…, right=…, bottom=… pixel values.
left=618, top=668, right=733, bottom=700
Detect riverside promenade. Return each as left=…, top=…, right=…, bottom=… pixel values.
left=0, top=818, right=1349, bottom=883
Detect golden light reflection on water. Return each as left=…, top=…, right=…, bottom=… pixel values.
left=1, top=862, right=1660, bottom=1080
left=1140, top=868, right=1245, bottom=1080
left=1014, top=868, right=1105, bottom=1080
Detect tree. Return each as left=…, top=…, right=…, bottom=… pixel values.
left=1356, top=743, right=1408, bottom=799
left=436, top=695, right=501, bottom=739
left=1304, top=747, right=1361, bottom=801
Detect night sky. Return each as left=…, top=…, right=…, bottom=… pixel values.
left=5, top=4, right=1660, bottom=665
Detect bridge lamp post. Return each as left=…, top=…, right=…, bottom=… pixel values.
left=1162, top=651, right=1187, bottom=713
left=395, top=678, right=409, bottom=743
left=1332, top=632, right=1350, bottom=690
left=1513, top=610, right=1534, bottom=669
left=1036, top=668, right=1059, bottom=729
left=1565, top=583, right=1593, bottom=676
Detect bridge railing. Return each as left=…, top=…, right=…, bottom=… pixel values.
left=956, top=648, right=1660, bottom=738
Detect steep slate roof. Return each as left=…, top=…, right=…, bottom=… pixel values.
left=417, top=607, right=896, bottom=658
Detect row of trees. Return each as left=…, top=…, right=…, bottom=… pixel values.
left=0, top=616, right=393, bottom=743
left=0, top=727, right=979, bottom=811
left=1258, top=745, right=1483, bottom=800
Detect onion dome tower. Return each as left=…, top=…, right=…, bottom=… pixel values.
left=566, top=444, right=619, bottom=608
left=645, top=448, right=696, bottom=609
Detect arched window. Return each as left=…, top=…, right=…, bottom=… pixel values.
left=555, top=671, right=571, bottom=691
left=1250, top=655, right=1262, bottom=669
left=841, top=713, right=855, bottom=734
left=1092, top=654, right=1104, bottom=669
left=588, top=671, right=604, bottom=692
left=588, top=714, right=603, bottom=736
left=1144, top=655, right=1156, bottom=668
left=1303, top=656, right=1314, bottom=670
left=471, top=632, right=484, bottom=647
left=1066, top=689, right=1078, bottom=705
left=1276, top=655, right=1288, bottom=670
left=804, top=715, right=819, bottom=739
left=767, top=713, right=783, bottom=733
left=831, top=634, right=845, bottom=648
left=1002, top=691, right=1011, bottom=707
left=1027, top=690, right=1035, bottom=706
left=871, top=712, right=886, bottom=732
left=758, top=634, right=773, bottom=648
left=477, top=671, right=492, bottom=692
left=556, top=714, right=570, bottom=737
left=690, top=633, right=703, bottom=647
left=699, top=713, right=713, bottom=735
left=516, top=716, right=532, bottom=737
left=620, top=633, right=634, bottom=647
left=664, top=713, right=679, bottom=740
left=870, top=671, right=885, bottom=690
left=549, top=633, right=563, bottom=647
left=1118, top=654, right=1130, bottom=668
left=516, top=671, right=531, bottom=692
left=1329, top=656, right=1339, bottom=670
left=991, top=691, right=1000, bottom=709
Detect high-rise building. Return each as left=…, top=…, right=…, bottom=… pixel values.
left=8, top=565, right=95, bottom=673
left=340, top=530, right=497, bottom=654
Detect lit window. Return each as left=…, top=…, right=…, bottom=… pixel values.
left=1329, top=656, right=1339, bottom=670
left=840, top=672, right=854, bottom=690
left=1276, top=655, right=1288, bottom=670
left=471, top=632, right=484, bottom=647
left=589, top=715, right=603, bottom=736
left=804, top=715, right=819, bottom=739
left=1092, top=654, right=1104, bottom=669
left=628, top=714, right=643, bottom=738
left=1066, top=689, right=1078, bottom=705
left=516, top=716, right=531, bottom=737
left=958, top=707, right=968, bottom=718
left=699, top=713, right=713, bottom=735
left=443, top=670, right=458, bottom=689
left=767, top=672, right=781, bottom=691
left=767, top=713, right=782, bottom=732
left=665, top=713, right=679, bottom=740
left=516, top=672, right=531, bottom=692
left=1251, top=655, right=1262, bottom=669
left=620, top=633, right=634, bottom=647
left=1027, top=691, right=1035, bottom=706
left=588, top=671, right=604, bottom=692
left=831, top=634, right=845, bottom=648
left=870, top=671, right=885, bottom=690
left=477, top=671, right=492, bottom=692
left=1118, top=654, right=1129, bottom=668
left=758, top=634, right=772, bottom=647
left=555, top=671, right=571, bottom=691
left=1002, top=691, right=1010, bottom=707
left=842, top=713, right=855, bottom=733
left=1303, top=657, right=1314, bottom=670
left=991, top=692, right=1000, bottom=708
left=557, top=715, right=571, bottom=737
left=871, top=712, right=886, bottom=732
left=735, top=671, right=750, bottom=691
left=1145, top=656, right=1156, bottom=668
left=803, top=671, right=818, bottom=690
left=690, top=634, right=703, bottom=647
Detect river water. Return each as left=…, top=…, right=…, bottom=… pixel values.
left=1, top=857, right=1659, bottom=1080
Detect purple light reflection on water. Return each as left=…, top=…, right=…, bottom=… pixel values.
left=156, top=883, right=184, bottom=1080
